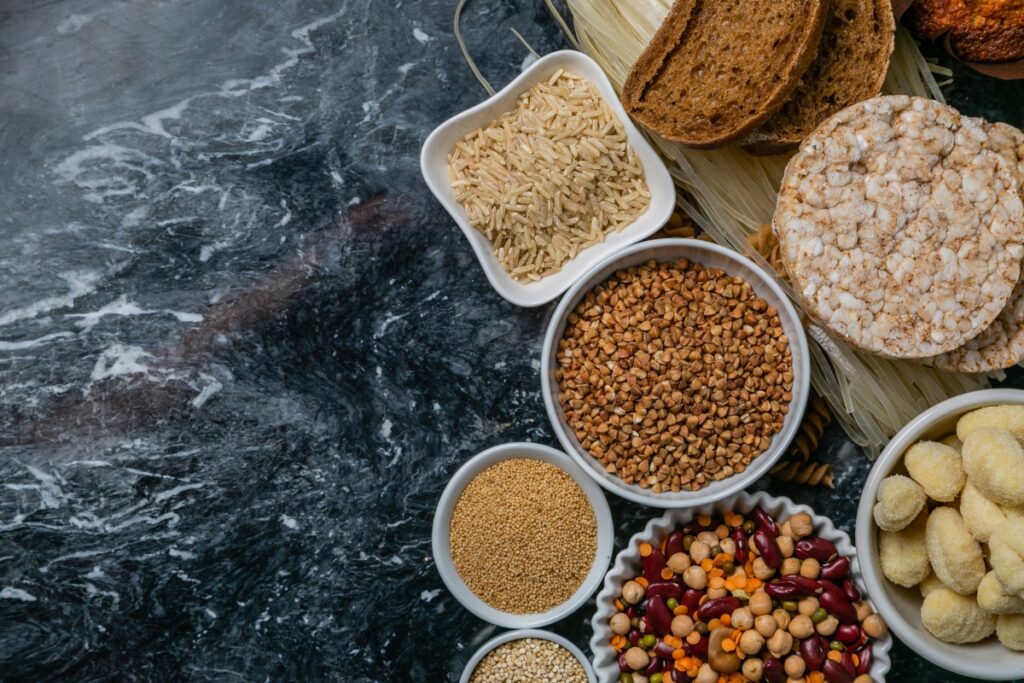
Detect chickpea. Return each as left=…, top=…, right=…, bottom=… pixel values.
left=719, top=537, right=737, bottom=556
left=772, top=608, right=792, bottom=630
left=755, top=614, right=778, bottom=638
left=798, top=597, right=819, bottom=616
left=622, top=580, right=645, bottom=605
left=777, top=535, right=795, bottom=558
left=742, top=657, right=764, bottom=682
left=780, top=557, right=801, bottom=576
left=788, top=678, right=807, bottom=683
left=752, top=557, right=776, bottom=581
left=610, top=612, right=631, bottom=635
left=739, top=629, right=766, bottom=655
left=731, top=606, right=754, bottom=630
left=788, top=614, right=814, bottom=639
left=715, top=524, right=730, bottom=539
left=863, top=613, right=887, bottom=639
left=695, top=663, right=718, bottom=683
left=854, top=676, right=872, bottom=683
left=697, top=531, right=719, bottom=547
left=672, top=614, right=695, bottom=638
left=816, top=615, right=839, bottom=637
left=749, top=591, right=773, bottom=616
left=633, top=676, right=648, bottom=683
left=799, top=558, right=821, bottom=579
left=707, top=586, right=728, bottom=600
left=854, top=601, right=873, bottom=622
left=624, top=646, right=650, bottom=671
left=789, top=512, right=814, bottom=539
left=690, top=540, right=711, bottom=563
left=784, top=655, right=806, bottom=678
left=767, top=629, right=794, bottom=658
left=780, top=519, right=794, bottom=538
left=684, top=565, right=708, bottom=590
left=667, top=552, right=691, bottom=575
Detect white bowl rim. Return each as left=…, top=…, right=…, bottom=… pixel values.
left=856, top=387, right=1024, bottom=680
left=591, top=490, right=893, bottom=680
left=432, top=442, right=615, bottom=628
left=459, top=628, right=597, bottom=683
left=540, top=237, right=812, bottom=508
left=419, top=49, right=676, bottom=308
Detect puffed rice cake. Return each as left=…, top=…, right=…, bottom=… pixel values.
left=929, top=121, right=1024, bottom=372
left=774, top=96, right=1024, bottom=358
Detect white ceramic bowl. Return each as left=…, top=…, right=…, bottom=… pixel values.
left=592, top=491, right=893, bottom=681
left=419, top=50, right=675, bottom=308
left=856, top=388, right=1024, bottom=680
left=432, top=442, right=615, bottom=628
left=460, top=628, right=597, bottom=683
left=541, top=238, right=811, bottom=507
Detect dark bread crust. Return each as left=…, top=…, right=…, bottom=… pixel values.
left=620, top=0, right=830, bottom=149
left=740, top=0, right=896, bottom=156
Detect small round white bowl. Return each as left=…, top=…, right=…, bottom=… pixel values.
left=460, top=629, right=597, bottom=683
left=592, top=491, right=892, bottom=681
left=856, top=387, right=1024, bottom=680
left=541, top=238, right=811, bottom=508
left=432, top=442, right=615, bottom=629
left=419, top=50, right=675, bottom=308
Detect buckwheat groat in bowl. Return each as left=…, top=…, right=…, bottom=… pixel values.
left=774, top=95, right=1024, bottom=359
left=541, top=239, right=810, bottom=507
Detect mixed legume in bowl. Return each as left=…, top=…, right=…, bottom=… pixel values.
left=541, top=238, right=810, bottom=508
left=593, top=491, right=892, bottom=683
left=432, top=442, right=614, bottom=629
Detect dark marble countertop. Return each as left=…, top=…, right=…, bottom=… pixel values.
left=1, top=1, right=1023, bottom=681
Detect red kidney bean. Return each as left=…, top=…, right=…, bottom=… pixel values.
left=856, top=644, right=873, bottom=675
left=647, top=657, right=664, bottom=675
left=732, top=527, right=748, bottom=563
left=823, top=659, right=854, bottom=683
left=752, top=506, right=780, bottom=536
left=628, top=629, right=642, bottom=645
left=753, top=528, right=781, bottom=568
left=801, top=635, right=825, bottom=671
left=842, top=577, right=861, bottom=603
left=626, top=606, right=638, bottom=619
left=796, top=537, right=838, bottom=562
left=836, top=624, right=862, bottom=644
left=841, top=650, right=857, bottom=677
left=639, top=616, right=653, bottom=634
left=765, top=581, right=805, bottom=599
left=684, top=519, right=712, bottom=534
left=820, top=589, right=858, bottom=625
left=644, top=548, right=667, bottom=583
left=696, top=596, right=741, bottom=623
left=647, top=596, right=673, bottom=635
left=647, top=582, right=682, bottom=600
left=818, top=578, right=840, bottom=594
left=819, top=556, right=850, bottom=581
left=692, top=634, right=708, bottom=663
left=666, top=531, right=685, bottom=558
left=789, top=575, right=824, bottom=595
left=682, top=589, right=703, bottom=615
left=762, top=657, right=786, bottom=683
left=618, top=653, right=630, bottom=673
left=654, top=641, right=675, bottom=660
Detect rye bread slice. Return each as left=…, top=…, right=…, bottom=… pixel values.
left=620, top=0, right=829, bottom=149
left=741, top=0, right=896, bottom=155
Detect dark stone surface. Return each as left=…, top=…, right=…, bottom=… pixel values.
left=0, top=1, right=1022, bottom=681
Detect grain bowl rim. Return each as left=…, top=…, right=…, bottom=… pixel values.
left=540, top=238, right=811, bottom=508
left=459, top=628, right=596, bottom=683
left=856, top=387, right=1024, bottom=680
left=432, top=442, right=614, bottom=629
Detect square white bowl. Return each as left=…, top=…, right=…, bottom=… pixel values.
left=420, top=50, right=675, bottom=308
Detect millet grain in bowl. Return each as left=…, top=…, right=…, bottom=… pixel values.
left=447, top=70, right=650, bottom=282
left=470, top=638, right=587, bottom=683
left=555, top=259, right=793, bottom=493
left=449, top=459, right=597, bottom=614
